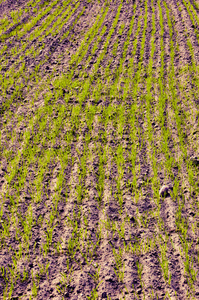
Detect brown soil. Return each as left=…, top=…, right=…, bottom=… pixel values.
left=0, top=0, right=199, bottom=299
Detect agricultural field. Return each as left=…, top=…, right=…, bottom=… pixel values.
left=0, top=0, right=199, bottom=299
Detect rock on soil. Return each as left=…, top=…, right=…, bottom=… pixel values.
left=159, top=184, right=172, bottom=197
left=189, top=156, right=199, bottom=166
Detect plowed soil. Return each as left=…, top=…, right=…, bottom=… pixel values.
left=0, top=0, right=199, bottom=299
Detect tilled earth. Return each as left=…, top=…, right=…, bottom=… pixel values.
left=0, top=0, right=199, bottom=299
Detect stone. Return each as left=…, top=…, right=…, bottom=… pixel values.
left=159, top=185, right=171, bottom=197
left=189, top=156, right=199, bottom=166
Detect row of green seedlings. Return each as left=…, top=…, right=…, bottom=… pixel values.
left=112, top=2, right=143, bottom=205
left=53, top=112, right=106, bottom=296
left=0, top=157, right=60, bottom=298
left=148, top=0, right=180, bottom=195
left=47, top=4, right=109, bottom=105
left=0, top=205, right=41, bottom=299
left=0, top=0, right=82, bottom=114
left=112, top=0, right=148, bottom=106
left=0, top=2, right=109, bottom=155
left=39, top=2, right=125, bottom=217
left=154, top=0, right=175, bottom=183
left=181, top=0, right=199, bottom=41
left=55, top=4, right=153, bottom=294
left=0, top=1, right=194, bottom=298
left=118, top=0, right=173, bottom=290
left=158, top=0, right=198, bottom=294
left=0, top=0, right=60, bottom=58
left=118, top=8, right=143, bottom=97
left=56, top=206, right=81, bottom=297
left=1, top=150, right=73, bottom=298
left=101, top=215, right=158, bottom=297
left=60, top=4, right=109, bottom=76
left=0, top=9, right=172, bottom=300
left=181, top=0, right=199, bottom=11
left=103, top=210, right=156, bottom=249
left=143, top=0, right=197, bottom=292
left=131, top=0, right=175, bottom=289
left=3, top=105, right=62, bottom=204
left=177, top=0, right=199, bottom=147
left=167, top=0, right=199, bottom=239
left=177, top=0, right=199, bottom=116
left=87, top=2, right=137, bottom=100
left=175, top=197, right=198, bottom=285
left=164, top=0, right=188, bottom=151
left=71, top=3, right=125, bottom=74
left=128, top=0, right=150, bottom=184
left=166, top=0, right=199, bottom=209
left=107, top=2, right=139, bottom=102
left=88, top=2, right=140, bottom=112
left=65, top=116, right=112, bottom=298
left=71, top=2, right=123, bottom=107
left=80, top=19, right=126, bottom=87
left=42, top=0, right=199, bottom=298
left=0, top=1, right=135, bottom=282
left=6, top=0, right=84, bottom=96
left=0, top=0, right=75, bottom=42
left=0, top=0, right=42, bottom=36
left=6, top=0, right=77, bottom=59
left=51, top=2, right=110, bottom=85
left=0, top=5, right=121, bottom=292
left=0, top=105, right=73, bottom=298
left=192, top=0, right=199, bottom=10
left=59, top=205, right=104, bottom=298
left=118, top=3, right=147, bottom=176
left=0, top=2, right=89, bottom=195
left=177, top=0, right=199, bottom=101
left=82, top=0, right=143, bottom=216
left=126, top=0, right=152, bottom=202
left=96, top=18, right=126, bottom=82
left=99, top=29, right=176, bottom=288
left=94, top=141, right=107, bottom=208
left=14, top=104, right=72, bottom=207
left=0, top=3, right=109, bottom=161
left=91, top=3, right=152, bottom=294
left=0, top=0, right=121, bottom=173
left=144, top=0, right=171, bottom=209
left=77, top=0, right=143, bottom=217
